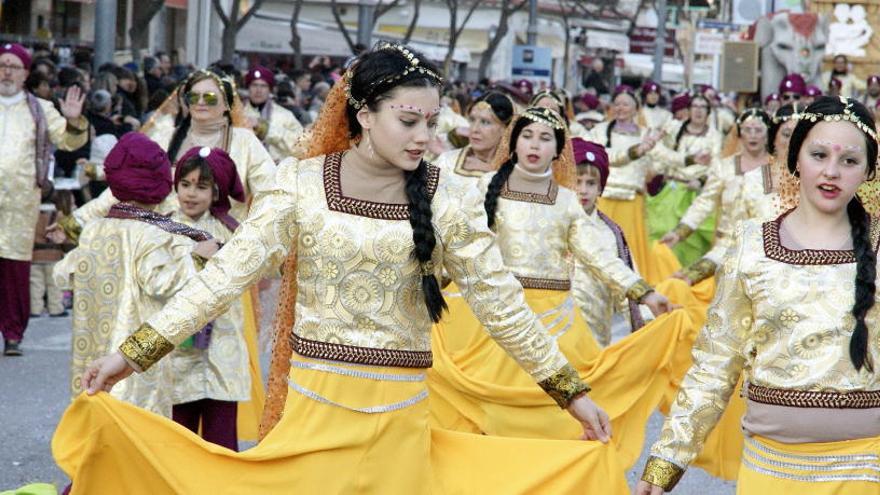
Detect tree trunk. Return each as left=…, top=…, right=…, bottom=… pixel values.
left=289, top=0, right=304, bottom=69
left=478, top=1, right=524, bottom=81
left=403, top=0, right=421, bottom=43
left=444, top=1, right=478, bottom=78
left=331, top=0, right=357, bottom=53
left=213, top=0, right=267, bottom=64
left=560, top=1, right=571, bottom=88
left=128, top=0, right=165, bottom=66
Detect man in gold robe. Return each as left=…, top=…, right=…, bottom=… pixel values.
left=0, top=43, right=87, bottom=356
left=243, top=66, right=303, bottom=163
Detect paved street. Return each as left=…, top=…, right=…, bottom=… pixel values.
left=1, top=308, right=734, bottom=494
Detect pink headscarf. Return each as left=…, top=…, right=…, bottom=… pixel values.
left=174, top=146, right=245, bottom=228
left=104, top=132, right=172, bottom=205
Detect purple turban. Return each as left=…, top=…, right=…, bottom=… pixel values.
left=764, top=93, right=781, bottom=104
left=572, top=138, right=609, bottom=192
left=104, top=133, right=172, bottom=205
left=671, top=93, right=691, bottom=113
left=0, top=43, right=31, bottom=69
left=245, top=65, right=275, bottom=88
left=641, top=79, right=660, bottom=96
left=805, top=85, right=822, bottom=97
left=779, top=73, right=806, bottom=95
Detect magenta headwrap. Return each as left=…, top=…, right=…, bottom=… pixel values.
left=515, top=79, right=534, bottom=97
left=829, top=77, right=843, bottom=90
left=572, top=137, right=609, bottom=192
left=245, top=65, right=275, bottom=88
left=805, top=85, right=822, bottom=97
left=868, top=75, right=880, bottom=86
left=174, top=146, right=245, bottom=229
left=779, top=73, right=806, bottom=95
left=580, top=93, right=600, bottom=110
left=0, top=43, right=31, bottom=69
left=764, top=93, right=781, bottom=104
left=104, top=132, right=172, bottom=205
left=641, top=79, right=660, bottom=96
left=671, top=93, right=691, bottom=113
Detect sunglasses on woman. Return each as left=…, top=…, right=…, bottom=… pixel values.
left=185, top=91, right=220, bottom=106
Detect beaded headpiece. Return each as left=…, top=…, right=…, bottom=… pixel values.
left=345, top=42, right=443, bottom=110
left=795, top=96, right=879, bottom=143
left=520, top=106, right=566, bottom=131
left=470, top=91, right=516, bottom=124
left=736, top=107, right=769, bottom=126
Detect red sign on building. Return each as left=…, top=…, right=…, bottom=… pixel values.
left=629, top=27, right=676, bottom=57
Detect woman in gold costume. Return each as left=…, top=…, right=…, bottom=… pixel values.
left=433, top=91, right=514, bottom=182
left=428, top=107, right=705, bottom=471
left=51, top=43, right=626, bottom=494
left=638, top=96, right=880, bottom=494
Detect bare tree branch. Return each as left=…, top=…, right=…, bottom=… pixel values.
left=330, top=0, right=357, bottom=53
left=403, top=0, right=421, bottom=43
left=444, top=0, right=480, bottom=76
left=213, top=0, right=268, bottom=63
left=237, top=0, right=267, bottom=33
left=129, top=0, right=165, bottom=64
left=211, top=0, right=231, bottom=26
left=373, top=0, right=403, bottom=29
left=478, top=0, right=526, bottom=80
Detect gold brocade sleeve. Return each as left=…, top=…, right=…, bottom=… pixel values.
left=40, top=99, right=89, bottom=151
left=239, top=129, right=279, bottom=197
left=266, top=106, right=304, bottom=161
left=566, top=195, right=643, bottom=297
left=123, top=158, right=301, bottom=370
left=72, top=188, right=119, bottom=230
left=680, top=257, right=717, bottom=285
left=649, top=223, right=752, bottom=469
left=586, top=123, right=636, bottom=168
left=119, top=323, right=175, bottom=373
left=538, top=363, right=591, bottom=408
left=642, top=456, right=685, bottom=491
left=680, top=157, right=724, bottom=230
left=435, top=177, right=574, bottom=386
left=648, top=143, right=708, bottom=183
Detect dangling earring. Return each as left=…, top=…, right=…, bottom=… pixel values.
left=364, top=130, right=375, bottom=161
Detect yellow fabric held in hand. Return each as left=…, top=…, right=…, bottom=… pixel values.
left=236, top=287, right=265, bottom=442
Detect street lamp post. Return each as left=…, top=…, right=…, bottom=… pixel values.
left=527, top=0, right=538, bottom=45
left=653, top=0, right=668, bottom=83
left=358, top=0, right=376, bottom=48
left=94, top=0, right=117, bottom=69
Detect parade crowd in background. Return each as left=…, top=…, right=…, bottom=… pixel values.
left=2, top=38, right=880, bottom=495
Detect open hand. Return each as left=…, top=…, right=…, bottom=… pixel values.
left=82, top=352, right=135, bottom=394
left=60, top=85, right=86, bottom=120
left=567, top=394, right=612, bottom=443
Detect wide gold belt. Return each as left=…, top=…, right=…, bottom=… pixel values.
left=289, top=332, right=432, bottom=368
left=748, top=384, right=880, bottom=409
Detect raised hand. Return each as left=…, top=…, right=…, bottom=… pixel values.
left=60, top=85, right=86, bottom=121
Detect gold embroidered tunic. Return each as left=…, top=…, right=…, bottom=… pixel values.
left=587, top=122, right=705, bottom=201
left=0, top=94, right=88, bottom=260
left=641, top=105, right=672, bottom=130
left=53, top=216, right=198, bottom=416
left=571, top=208, right=630, bottom=346
left=244, top=101, right=304, bottom=163
left=169, top=211, right=250, bottom=404
left=478, top=173, right=649, bottom=301
left=644, top=218, right=880, bottom=489
left=659, top=120, right=724, bottom=165
left=120, top=153, right=587, bottom=403
left=675, top=154, right=783, bottom=280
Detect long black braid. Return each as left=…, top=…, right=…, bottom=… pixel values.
left=787, top=96, right=877, bottom=371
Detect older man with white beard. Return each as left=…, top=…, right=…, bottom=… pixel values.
left=0, top=43, right=87, bottom=356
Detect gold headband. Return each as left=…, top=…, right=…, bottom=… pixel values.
left=796, top=96, right=879, bottom=142
left=736, top=108, right=767, bottom=126
left=520, top=106, right=565, bottom=130
left=530, top=90, right=564, bottom=107
left=346, top=42, right=443, bottom=110
left=471, top=92, right=516, bottom=124
left=184, top=69, right=235, bottom=106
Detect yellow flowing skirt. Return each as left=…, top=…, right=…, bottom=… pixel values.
left=429, top=286, right=698, bottom=468
left=236, top=287, right=265, bottom=442
left=737, top=434, right=880, bottom=494
left=53, top=353, right=629, bottom=494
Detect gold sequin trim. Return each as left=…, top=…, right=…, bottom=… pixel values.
left=323, top=152, right=441, bottom=220
left=625, top=279, right=653, bottom=302
left=748, top=383, right=880, bottom=409
left=515, top=275, right=570, bottom=291
left=289, top=331, right=432, bottom=368
left=537, top=363, right=590, bottom=408
left=763, top=211, right=880, bottom=265
left=58, top=214, right=82, bottom=245
left=641, top=456, right=685, bottom=491
left=500, top=181, right=559, bottom=205
left=672, top=223, right=693, bottom=240
left=118, top=323, right=175, bottom=372
left=681, top=258, right=717, bottom=284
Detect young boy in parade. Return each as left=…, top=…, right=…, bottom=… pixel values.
left=571, top=137, right=649, bottom=346
left=53, top=132, right=221, bottom=416
left=168, top=146, right=251, bottom=450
